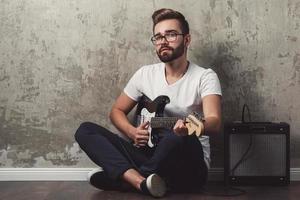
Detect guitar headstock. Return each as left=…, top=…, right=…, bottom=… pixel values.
left=185, top=113, right=205, bottom=137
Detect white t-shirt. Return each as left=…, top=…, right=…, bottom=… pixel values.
left=124, top=62, right=222, bottom=168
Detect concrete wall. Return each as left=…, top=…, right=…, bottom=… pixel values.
left=0, top=0, right=300, bottom=168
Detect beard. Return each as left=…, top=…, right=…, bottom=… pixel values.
left=156, top=41, right=185, bottom=63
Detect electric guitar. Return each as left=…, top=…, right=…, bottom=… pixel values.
left=135, top=95, right=205, bottom=148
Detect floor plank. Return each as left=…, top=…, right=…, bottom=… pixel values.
left=0, top=181, right=299, bottom=200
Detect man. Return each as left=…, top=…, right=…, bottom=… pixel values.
left=75, top=8, right=222, bottom=198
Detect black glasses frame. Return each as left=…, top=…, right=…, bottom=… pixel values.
left=151, top=32, right=185, bottom=45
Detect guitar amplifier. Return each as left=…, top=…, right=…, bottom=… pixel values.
left=224, top=122, right=290, bottom=185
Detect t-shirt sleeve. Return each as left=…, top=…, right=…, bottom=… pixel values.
left=123, top=68, right=143, bottom=101
left=199, top=69, right=222, bottom=98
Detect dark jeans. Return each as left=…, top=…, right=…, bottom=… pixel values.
left=75, top=122, right=208, bottom=192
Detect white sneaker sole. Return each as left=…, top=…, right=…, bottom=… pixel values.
left=146, top=174, right=166, bottom=198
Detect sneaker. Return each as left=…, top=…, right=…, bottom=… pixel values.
left=88, top=168, right=120, bottom=190
left=140, top=174, right=167, bottom=198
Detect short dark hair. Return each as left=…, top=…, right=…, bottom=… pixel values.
left=152, top=8, right=189, bottom=34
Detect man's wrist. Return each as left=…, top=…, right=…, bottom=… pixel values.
left=127, top=125, right=137, bottom=139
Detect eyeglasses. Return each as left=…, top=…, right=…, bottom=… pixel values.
left=151, top=32, right=185, bottom=45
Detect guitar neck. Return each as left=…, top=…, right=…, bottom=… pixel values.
left=150, top=117, right=184, bottom=129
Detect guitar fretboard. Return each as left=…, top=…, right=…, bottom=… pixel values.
left=150, top=117, right=185, bottom=129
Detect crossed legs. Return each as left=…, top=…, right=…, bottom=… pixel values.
left=75, top=122, right=207, bottom=192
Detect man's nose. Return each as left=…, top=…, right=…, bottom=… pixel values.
left=160, top=36, right=169, bottom=45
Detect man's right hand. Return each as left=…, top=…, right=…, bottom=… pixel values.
left=131, top=121, right=150, bottom=147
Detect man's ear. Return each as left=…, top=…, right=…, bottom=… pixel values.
left=184, top=34, right=191, bottom=47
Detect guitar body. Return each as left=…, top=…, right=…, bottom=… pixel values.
left=135, top=95, right=204, bottom=148
left=135, top=95, right=170, bottom=147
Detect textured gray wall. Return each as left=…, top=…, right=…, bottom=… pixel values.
left=0, top=0, right=300, bottom=168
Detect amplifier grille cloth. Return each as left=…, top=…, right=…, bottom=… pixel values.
left=229, top=133, right=286, bottom=176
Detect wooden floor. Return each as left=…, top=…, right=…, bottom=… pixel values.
left=0, top=181, right=299, bottom=200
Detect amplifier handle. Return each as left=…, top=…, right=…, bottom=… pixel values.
left=250, top=126, right=266, bottom=132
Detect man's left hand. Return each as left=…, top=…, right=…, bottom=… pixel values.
left=173, top=119, right=188, bottom=136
